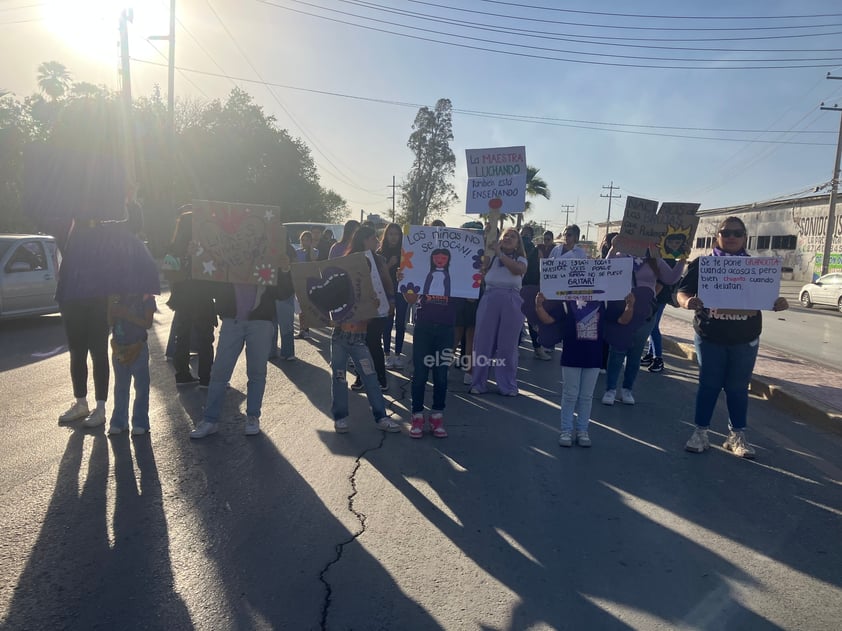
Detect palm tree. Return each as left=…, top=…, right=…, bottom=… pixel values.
left=513, top=165, right=550, bottom=229
left=37, top=61, right=72, bottom=101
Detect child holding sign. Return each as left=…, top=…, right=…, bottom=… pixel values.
left=535, top=292, right=635, bottom=447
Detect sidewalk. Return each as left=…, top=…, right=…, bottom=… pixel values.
left=659, top=312, right=842, bottom=436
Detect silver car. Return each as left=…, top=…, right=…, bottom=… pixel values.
left=0, top=234, right=60, bottom=320
left=799, top=273, right=842, bottom=313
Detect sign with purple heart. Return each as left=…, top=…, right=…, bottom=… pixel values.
left=290, top=253, right=380, bottom=325
left=398, top=226, right=484, bottom=299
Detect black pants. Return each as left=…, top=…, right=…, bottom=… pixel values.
left=61, top=297, right=110, bottom=401
left=173, top=307, right=215, bottom=384
left=366, top=317, right=387, bottom=386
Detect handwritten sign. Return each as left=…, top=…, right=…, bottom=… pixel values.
left=398, top=226, right=484, bottom=299
left=465, top=146, right=527, bottom=215
left=290, top=252, right=380, bottom=325
left=619, top=197, right=700, bottom=258
left=697, top=256, right=782, bottom=309
left=192, top=200, right=286, bottom=285
left=539, top=257, right=633, bottom=301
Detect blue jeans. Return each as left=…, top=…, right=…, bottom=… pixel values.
left=606, top=318, right=655, bottom=391
left=693, top=334, right=759, bottom=431
left=383, top=293, right=408, bottom=355
left=110, top=342, right=150, bottom=430
left=272, top=296, right=296, bottom=359
left=560, top=366, right=599, bottom=433
left=411, top=322, right=453, bottom=413
left=203, top=318, right=274, bottom=424
left=648, top=303, right=666, bottom=357
left=330, top=328, right=387, bottom=422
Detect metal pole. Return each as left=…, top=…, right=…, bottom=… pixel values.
left=168, top=0, right=175, bottom=143
left=820, top=75, right=842, bottom=275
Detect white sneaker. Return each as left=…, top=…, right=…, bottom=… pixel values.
left=108, top=425, right=127, bottom=435
left=558, top=431, right=573, bottom=447
left=375, top=417, right=401, bottom=433
left=82, top=408, right=106, bottom=428
left=576, top=431, right=592, bottom=447
left=334, top=418, right=349, bottom=433
left=392, top=355, right=405, bottom=369
left=58, top=401, right=89, bottom=424
left=463, top=372, right=473, bottom=386
left=384, top=354, right=395, bottom=368
left=244, top=416, right=260, bottom=436
left=190, top=421, right=219, bottom=439
left=131, top=427, right=148, bottom=436
left=601, top=390, right=616, bottom=406
left=620, top=389, right=635, bottom=405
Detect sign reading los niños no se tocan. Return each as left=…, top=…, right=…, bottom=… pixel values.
left=465, top=146, right=527, bottom=215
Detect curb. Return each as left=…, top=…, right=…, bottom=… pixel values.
left=663, top=339, right=842, bottom=437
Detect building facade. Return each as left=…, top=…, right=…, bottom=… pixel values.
left=691, top=193, right=838, bottom=281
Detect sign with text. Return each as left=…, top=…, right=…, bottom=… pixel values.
left=619, top=197, right=700, bottom=258
left=290, top=252, right=380, bottom=325
left=192, top=200, right=286, bottom=285
left=697, top=256, right=782, bottom=310
left=539, top=257, right=634, bottom=301
left=398, top=226, right=484, bottom=299
left=465, top=146, right=527, bottom=215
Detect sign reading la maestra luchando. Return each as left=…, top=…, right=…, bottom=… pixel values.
left=465, top=146, right=527, bottom=215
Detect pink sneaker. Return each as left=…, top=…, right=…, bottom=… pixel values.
left=429, top=413, right=447, bottom=438
left=409, top=413, right=425, bottom=439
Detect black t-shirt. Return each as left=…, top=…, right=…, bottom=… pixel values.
left=678, top=258, right=762, bottom=345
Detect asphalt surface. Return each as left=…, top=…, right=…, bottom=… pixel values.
left=0, top=303, right=841, bottom=630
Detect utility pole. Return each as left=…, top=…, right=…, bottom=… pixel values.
left=583, top=220, right=594, bottom=241
left=387, top=175, right=399, bottom=223
left=150, top=0, right=176, bottom=213
left=559, top=204, right=575, bottom=227
left=820, top=73, right=842, bottom=276
left=118, top=9, right=136, bottom=199
left=601, top=180, right=622, bottom=227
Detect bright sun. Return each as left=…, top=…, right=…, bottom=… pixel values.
left=42, top=1, right=170, bottom=64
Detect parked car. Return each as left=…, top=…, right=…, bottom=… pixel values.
left=283, top=222, right=344, bottom=251
left=0, top=234, right=60, bottom=320
left=799, top=273, right=842, bottom=312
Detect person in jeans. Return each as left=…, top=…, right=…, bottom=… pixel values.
left=330, top=320, right=400, bottom=434
left=676, top=216, right=789, bottom=459
left=271, top=238, right=298, bottom=361
left=107, top=293, right=156, bottom=435
left=379, top=223, right=408, bottom=369
left=189, top=277, right=282, bottom=439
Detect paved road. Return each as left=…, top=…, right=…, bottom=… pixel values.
left=1, top=308, right=841, bottom=630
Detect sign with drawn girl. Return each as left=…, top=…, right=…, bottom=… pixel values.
left=397, top=226, right=485, bottom=299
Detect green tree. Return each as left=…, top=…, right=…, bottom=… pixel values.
left=513, top=166, right=550, bottom=229
left=400, top=98, right=457, bottom=225
left=36, top=61, right=72, bottom=101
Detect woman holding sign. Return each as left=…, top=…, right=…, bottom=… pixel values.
left=470, top=228, right=528, bottom=397
left=676, top=217, right=788, bottom=459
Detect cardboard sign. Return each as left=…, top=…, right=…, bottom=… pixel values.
left=398, top=226, right=484, bottom=299
left=290, top=252, right=380, bottom=325
left=465, top=146, right=527, bottom=215
left=539, top=257, right=634, bottom=301
left=697, top=256, right=782, bottom=310
left=191, top=200, right=286, bottom=285
left=618, top=197, right=699, bottom=258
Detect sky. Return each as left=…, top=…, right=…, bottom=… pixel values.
left=3, top=0, right=842, bottom=239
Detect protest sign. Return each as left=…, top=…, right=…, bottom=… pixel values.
left=465, top=146, right=527, bottom=215
left=697, top=256, right=782, bottom=310
left=290, top=252, right=380, bottom=326
left=618, top=197, right=700, bottom=258
left=398, top=226, right=484, bottom=299
left=191, top=200, right=286, bottom=285
left=540, top=257, right=633, bottom=301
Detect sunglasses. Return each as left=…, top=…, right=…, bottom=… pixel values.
left=719, top=229, right=745, bottom=238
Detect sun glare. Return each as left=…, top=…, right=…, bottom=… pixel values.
left=42, top=1, right=170, bottom=64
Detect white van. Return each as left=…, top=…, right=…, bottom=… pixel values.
left=283, top=222, right=345, bottom=250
